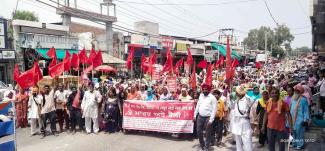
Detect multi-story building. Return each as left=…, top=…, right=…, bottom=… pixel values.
left=310, top=0, right=325, bottom=60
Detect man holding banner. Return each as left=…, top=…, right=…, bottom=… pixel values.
left=194, top=83, right=217, bottom=151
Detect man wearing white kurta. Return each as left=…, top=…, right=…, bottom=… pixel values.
left=28, top=86, right=42, bottom=136
left=81, top=82, right=102, bottom=134
left=231, top=85, right=253, bottom=151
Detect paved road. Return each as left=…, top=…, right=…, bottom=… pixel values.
left=4, top=128, right=322, bottom=151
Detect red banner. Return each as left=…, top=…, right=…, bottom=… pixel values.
left=123, top=100, right=195, bottom=133
left=167, top=76, right=177, bottom=92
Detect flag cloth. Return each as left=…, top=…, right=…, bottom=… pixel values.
left=141, top=54, right=149, bottom=73
left=126, top=46, right=135, bottom=70
left=87, top=48, right=97, bottom=65
left=162, top=47, right=173, bottom=73
left=63, top=51, right=71, bottom=71
left=197, top=60, right=208, bottom=69
left=93, top=50, right=103, bottom=68
left=33, top=62, right=43, bottom=83
left=147, top=53, right=156, bottom=76
left=189, top=64, right=197, bottom=90
left=16, top=62, right=43, bottom=89
left=219, top=55, right=224, bottom=67
left=226, top=37, right=232, bottom=80
left=47, top=46, right=56, bottom=58
left=205, top=63, right=214, bottom=87
left=48, top=54, right=57, bottom=69
left=186, top=47, right=193, bottom=66
left=256, top=61, right=262, bottom=69
left=49, top=62, right=64, bottom=78
left=83, top=65, right=93, bottom=74
left=231, top=58, right=239, bottom=68
left=13, top=64, right=20, bottom=81
left=78, top=48, right=88, bottom=64
left=71, top=53, right=79, bottom=70
left=174, top=58, right=184, bottom=75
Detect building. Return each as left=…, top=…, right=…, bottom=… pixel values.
left=0, top=18, right=15, bottom=84
left=310, top=0, right=325, bottom=60
left=12, top=19, right=78, bottom=75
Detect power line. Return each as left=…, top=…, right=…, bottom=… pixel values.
left=115, top=0, right=259, bottom=6
left=292, top=31, right=311, bottom=35
left=263, top=0, right=279, bottom=26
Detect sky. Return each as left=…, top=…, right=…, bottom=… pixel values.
left=0, top=0, right=312, bottom=48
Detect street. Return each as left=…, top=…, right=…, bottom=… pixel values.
left=3, top=127, right=317, bottom=151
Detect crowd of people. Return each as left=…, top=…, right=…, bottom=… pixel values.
left=2, top=58, right=324, bottom=151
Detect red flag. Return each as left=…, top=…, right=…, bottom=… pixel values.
left=33, top=62, right=43, bottom=83
left=231, top=58, right=239, bottom=68
left=87, top=48, right=97, bottom=65
left=186, top=47, right=193, bottom=66
left=71, top=53, right=79, bottom=70
left=162, top=47, right=173, bottom=73
left=189, top=64, right=197, bottom=90
left=47, top=47, right=56, bottom=58
left=63, top=51, right=71, bottom=71
left=174, top=58, right=184, bottom=75
left=197, top=60, right=208, bottom=69
left=83, top=65, right=93, bottom=74
left=255, top=62, right=262, bottom=69
left=13, top=64, right=20, bottom=81
left=219, top=55, right=224, bottom=67
left=126, top=46, right=135, bottom=70
left=204, top=63, right=214, bottom=87
left=226, top=37, right=232, bottom=80
left=93, top=50, right=103, bottom=68
left=147, top=53, right=156, bottom=76
left=16, top=62, right=43, bottom=89
left=79, top=48, right=88, bottom=64
left=141, top=54, right=149, bottom=73
left=49, top=62, right=64, bottom=78
left=48, top=55, right=57, bottom=69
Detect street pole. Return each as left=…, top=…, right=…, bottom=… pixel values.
left=265, top=32, right=267, bottom=61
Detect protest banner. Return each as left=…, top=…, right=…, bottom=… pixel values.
left=166, top=76, right=177, bottom=92
left=123, top=100, right=195, bottom=133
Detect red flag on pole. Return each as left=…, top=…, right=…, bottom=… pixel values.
left=49, top=62, right=64, bottom=78
left=93, top=50, right=103, bottom=68
left=205, top=63, right=214, bottom=87
left=87, top=48, right=97, bottom=65
left=189, top=64, right=197, bottom=90
left=79, top=48, right=88, bottom=64
left=47, top=46, right=56, bottom=58
left=231, top=58, right=239, bottom=68
left=226, top=37, right=232, bottom=80
left=147, top=53, right=156, bottom=76
left=174, top=58, right=184, bottom=75
left=16, top=62, right=43, bottom=89
left=33, top=62, right=43, bottom=83
left=162, top=47, right=173, bottom=73
left=71, top=53, right=79, bottom=70
left=83, top=65, right=93, bottom=74
left=13, top=64, right=20, bottom=81
left=219, top=55, right=224, bottom=67
left=186, top=47, right=193, bottom=66
left=141, top=54, right=149, bottom=73
left=255, top=61, right=262, bottom=69
left=126, top=46, right=135, bottom=70
left=197, top=60, right=208, bottom=69
left=63, top=51, right=71, bottom=71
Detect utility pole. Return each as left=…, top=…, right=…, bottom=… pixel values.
left=265, top=32, right=267, bottom=61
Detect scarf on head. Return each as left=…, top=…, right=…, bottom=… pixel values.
left=258, top=98, right=267, bottom=108
left=266, top=98, right=283, bottom=114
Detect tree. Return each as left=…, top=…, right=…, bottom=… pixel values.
left=12, top=10, right=39, bottom=22
left=243, top=24, right=294, bottom=58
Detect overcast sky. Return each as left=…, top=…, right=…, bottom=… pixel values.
left=0, top=0, right=312, bottom=48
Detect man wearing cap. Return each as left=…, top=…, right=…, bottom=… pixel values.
left=231, top=85, right=253, bottom=151
left=290, top=84, right=309, bottom=150
left=81, top=82, right=102, bottom=134
left=28, top=86, right=42, bottom=136
left=194, top=83, right=217, bottom=151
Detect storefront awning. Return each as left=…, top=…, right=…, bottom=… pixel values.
left=102, top=53, right=126, bottom=64
left=36, top=48, right=78, bottom=59
left=211, top=43, right=241, bottom=60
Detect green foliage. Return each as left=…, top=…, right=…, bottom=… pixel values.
left=12, top=10, right=39, bottom=21
left=243, top=24, right=294, bottom=58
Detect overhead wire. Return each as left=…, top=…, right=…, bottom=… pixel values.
left=115, top=0, right=259, bottom=6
